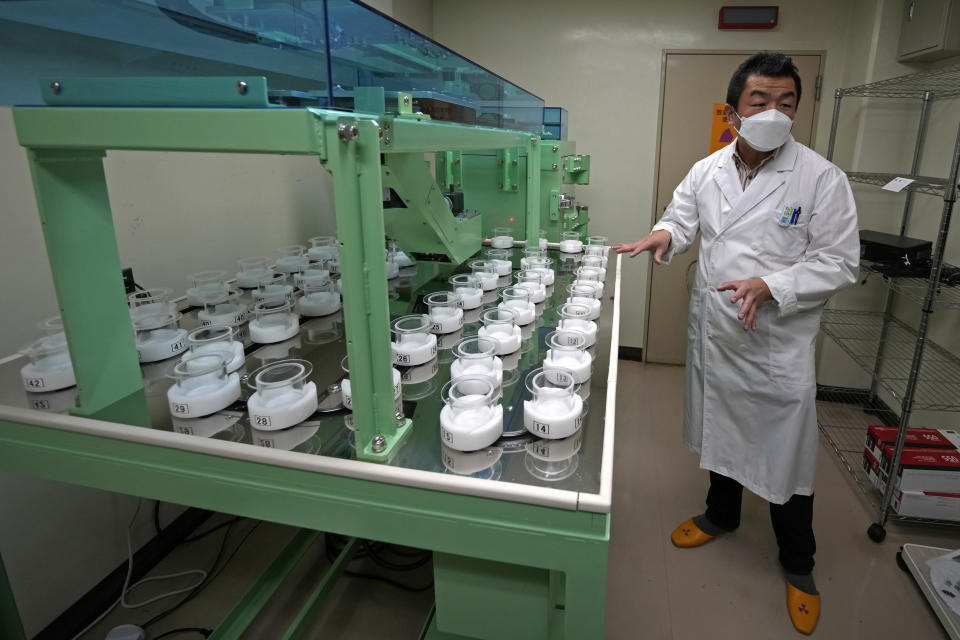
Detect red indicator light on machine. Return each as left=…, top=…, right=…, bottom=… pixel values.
left=509, top=217, right=515, bottom=222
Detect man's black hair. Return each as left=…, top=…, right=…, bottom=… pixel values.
left=726, top=52, right=802, bottom=108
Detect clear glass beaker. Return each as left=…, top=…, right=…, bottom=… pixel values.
left=425, top=291, right=464, bottom=334
left=526, top=256, right=555, bottom=286
left=483, top=248, right=512, bottom=276
left=478, top=307, right=520, bottom=355
left=296, top=264, right=331, bottom=290
left=275, top=245, right=307, bottom=274
left=544, top=329, right=591, bottom=383
left=449, top=273, right=483, bottom=310
left=587, top=235, right=608, bottom=247
left=558, top=302, right=597, bottom=347
left=525, top=367, right=579, bottom=420
left=562, top=231, right=581, bottom=243
left=298, top=278, right=341, bottom=317
left=199, top=289, right=247, bottom=327
left=440, top=376, right=502, bottom=450
left=307, top=236, right=338, bottom=262
left=489, top=226, right=514, bottom=249
left=187, top=270, right=228, bottom=303
left=254, top=272, right=294, bottom=303
left=252, top=359, right=312, bottom=401
left=171, top=353, right=229, bottom=396
left=514, top=270, right=546, bottom=303
left=451, top=336, right=501, bottom=386
left=520, top=247, right=545, bottom=269
left=128, top=288, right=175, bottom=326
left=391, top=314, right=436, bottom=366
left=236, top=256, right=273, bottom=289
left=468, top=259, right=499, bottom=291
left=498, top=286, right=535, bottom=325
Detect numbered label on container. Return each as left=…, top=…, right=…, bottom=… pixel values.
left=257, top=438, right=275, bottom=448
left=395, top=353, right=412, bottom=365
left=532, top=420, right=550, bottom=435
left=171, top=402, right=190, bottom=415
left=31, top=399, right=51, bottom=410
left=171, top=340, right=186, bottom=354
left=175, top=425, right=195, bottom=435
left=24, top=377, right=44, bottom=390
left=441, top=427, right=454, bottom=443
left=253, top=415, right=272, bottom=428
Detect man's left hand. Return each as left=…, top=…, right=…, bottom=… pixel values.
left=717, top=278, right=773, bottom=331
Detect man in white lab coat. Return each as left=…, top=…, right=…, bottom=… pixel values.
left=614, top=52, right=859, bottom=634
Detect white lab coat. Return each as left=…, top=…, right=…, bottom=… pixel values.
left=652, top=136, right=859, bottom=504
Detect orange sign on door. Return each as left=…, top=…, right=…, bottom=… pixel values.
left=710, top=103, right=737, bottom=153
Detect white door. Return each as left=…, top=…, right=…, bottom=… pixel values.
left=644, top=51, right=824, bottom=364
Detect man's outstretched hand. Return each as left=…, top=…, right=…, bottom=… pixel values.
left=717, top=278, right=773, bottom=331
left=612, top=230, right=672, bottom=263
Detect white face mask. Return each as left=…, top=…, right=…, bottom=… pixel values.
left=732, top=108, right=794, bottom=152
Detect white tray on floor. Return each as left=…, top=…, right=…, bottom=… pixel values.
left=900, top=543, right=960, bottom=639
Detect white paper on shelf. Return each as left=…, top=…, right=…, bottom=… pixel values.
left=882, top=177, right=915, bottom=192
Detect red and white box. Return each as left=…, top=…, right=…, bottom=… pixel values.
left=865, top=425, right=960, bottom=462
left=892, top=489, right=960, bottom=520
left=880, top=445, right=960, bottom=493
left=862, top=448, right=884, bottom=490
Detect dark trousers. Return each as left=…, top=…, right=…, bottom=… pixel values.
left=704, top=471, right=816, bottom=574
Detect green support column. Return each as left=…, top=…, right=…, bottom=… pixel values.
left=561, top=539, right=608, bottom=639
left=525, top=137, right=541, bottom=245
left=25, top=149, right=149, bottom=426
left=326, top=118, right=411, bottom=461
left=0, top=553, right=26, bottom=640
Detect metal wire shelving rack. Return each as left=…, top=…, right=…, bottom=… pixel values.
left=823, top=64, right=960, bottom=542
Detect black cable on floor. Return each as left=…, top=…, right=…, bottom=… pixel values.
left=151, top=627, right=212, bottom=639
left=154, top=501, right=163, bottom=536
left=181, top=516, right=244, bottom=544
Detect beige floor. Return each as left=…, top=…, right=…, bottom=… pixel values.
left=82, top=361, right=958, bottom=639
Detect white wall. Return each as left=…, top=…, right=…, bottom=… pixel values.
left=431, top=0, right=904, bottom=349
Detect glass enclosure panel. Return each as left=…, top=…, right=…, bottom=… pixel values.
left=0, top=0, right=544, bottom=131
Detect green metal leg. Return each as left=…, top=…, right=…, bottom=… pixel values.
left=25, top=149, right=149, bottom=426
left=560, top=542, right=608, bottom=640
left=208, top=529, right=320, bottom=640
left=525, top=136, right=541, bottom=245
left=280, top=536, right=360, bottom=640
left=0, top=553, right=26, bottom=640
left=325, top=118, right=411, bottom=461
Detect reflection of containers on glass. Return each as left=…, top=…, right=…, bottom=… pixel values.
left=580, top=255, right=607, bottom=281
left=172, top=412, right=242, bottom=439
left=251, top=422, right=319, bottom=451
left=298, top=278, right=342, bottom=317
left=133, top=310, right=188, bottom=363
left=388, top=240, right=416, bottom=268
left=186, top=270, right=228, bottom=307
left=514, top=270, right=546, bottom=303
left=435, top=326, right=464, bottom=351
left=167, top=353, right=241, bottom=418
left=484, top=248, right=513, bottom=276
left=25, top=385, right=76, bottom=413
left=526, top=256, right=555, bottom=286
left=236, top=256, right=272, bottom=289
left=524, top=430, right=583, bottom=482
left=449, top=274, right=483, bottom=310
left=19, top=321, right=75, bottom=392
left=497, top=286, right=535, bottom=326
left=307, top=235, right=338, bottom=263
left=385, top=251, right=400, bottom=280
left=468, top=260, right=499, bottom=291
left=544, top=330, right=592, bottom=383
left=538, top=229, right=548, bottom=251
left=489, top=226, right=513, bottom=249
left=557, top=302, right=598, bottom=347
left=574, top=266, right=605, bottom=295
left=339, top=356, right=402, bottom=412
left=559, top=231, right=583, bottom=254
left=276, top=245, right=308, bottom=274
left=400, top=357, right=439, bottom=386
left=254, top=272, right=295, bottom=304
left=249, top=299, right=300, bottom=344
left=198, top=288, right=248, bottom=328
left=477, top=308, right=521, bottom=355
left=246, top=359, right=318, bottom=430
left=302, top=314, right=344, bottom=346
left=391, top=315, right=438, bottom=366
left=182, top=325, right=245, bottom=373
left=566, top=283, right=602, bottom=320
left=450, top=337, right=503, bottom=386
left=425, top=291, right=463, bottom=334
left=523, top=368, right=584, bottom=440
left=520, top=248, right=545, bottom=270
left=439, top=376, right=504, bottom=452
left=441, top=443, right=503, bottom=479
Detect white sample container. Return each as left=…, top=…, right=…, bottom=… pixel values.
left=449, top=274, right=483, bottom=310
left=581, top=255, right=607, bottom=281
left=276, top=245, right=308, bottom=274
left=425, top=291, right=464, bottom=334
left=133, top=310, right=188, bottom=363
left=298, top=278, right=341, bottom=317
left=584, top=238, right=609, bottom=268
left=558, top=231, right=583, bottom=254
left=468, top=260, right=499, bottom=291
left=128, top=288, right=177, bottom=328
left=391, top=314, right=438, bottom=366
left=439, top=376, right=503, bottom=452
left=484, top=248, right=513, bottom=276
left=477, top=308, right=521, bottom=355
left=543, top=330, right=592, bottom=383
left=198, top=289, right=248, bottom=327
left=526, top=256, right=556, bottom=287
left=246, top=359, right=318, bottom=430
left=574, top=266, right=605, bottom=296
left=235, top=256, right=273, bottom=289
left=339, top=355, right=402, bottom=411
left=497, top=286, right=535, bottom=326
left=566, top=283, right=602, bottom=320
left=181, top=325, right=245, bottom=373
left=167, top=353, right=241, bottom=418
left=450, top=336, right=503, bottom=387
left=489, top=226, right=514, bottom=249
left=557, top=302, right=598, bottom=348
left=254, top=272, right=295, bottom=304
left=523, top=367, right=584, bottom=440
left=520, top=248, right=545, bottom=270
left=186, top=270, right=228, bottom=307
left=294, top=265, right=331, bottom=291
left=514, top=270, right=547, bottom=303
left=538, top=230, right=548, bottom=251
left=19, top=320, right=75, bottom=392
left=307, top=236, right=339, bottom=263
left=249, top=300, right=299, bottom=344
